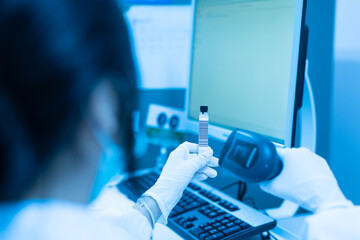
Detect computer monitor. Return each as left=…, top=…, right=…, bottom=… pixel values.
left=186, top=0, right=308, bottom=147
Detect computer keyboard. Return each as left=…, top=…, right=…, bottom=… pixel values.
left=117, top=170, right=276, bottom=240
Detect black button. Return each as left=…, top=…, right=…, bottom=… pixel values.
left=234, top=219, right=243, bottom=225
left=188, top=183, right=201, bottom=191
left=221, top=219, right=230, bottom=225
left=157, top=113, right=167, bottom=127
left=240, top=223, right=251, bottom=230
left=219, top=200, right=239, bottom=211
left=204, top=226, right=213, bottom=231
left=177, top=218, right=186, bottom=225
left=173, top=205, right=185, bottom=215
left=199, top=223, right=208, bottom=229
left=226, top=222, right=235, bottom=228
left=227, top=204, right=239, bottom=211
left=169, top=115, right=180, bottom=129
left=183, top=201, right=200, bottom=211
left=188, top=216, right=198, bottom=222
left=183, top=222, right=194, bottom=229
left=228, top=216, right=237, bottom=222
left=199, top=233, right=210, bottom=240
left=207, top=212, right=218, bottom=218
left=216, top=216, right=225, bottom=222
left=209, top=219, right=218, bottom=224
left=208, top=229, right=219, bottom=235
left=216, top=209, right=225, bottom=215
left=218, top=226, right=227, bottom=232
left=212, top=222, right=222, bottom=228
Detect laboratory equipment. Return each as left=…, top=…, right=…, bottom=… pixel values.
left=117, top=170, right=276, bottom=240
left=145, top=104, right=186, bottom=168
left=219, top=129, right=282, bottom=183
left=145, top=104, right=186, bottom=146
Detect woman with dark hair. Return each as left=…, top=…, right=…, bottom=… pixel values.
left=0, top=0, right=218, bottom=239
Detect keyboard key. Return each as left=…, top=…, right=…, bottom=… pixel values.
left=223, top=226, right=242, bottom=235
left=199, top=233, right=210, bottom=240
left=215, top=216, right=225, bottom=222
left=212, top=222, right=222, bottom=228
left=221, top=219, right=230, bottom=225
left=203, top=209, right=212, bottom=215
left=199, top=190, right=222, bottom=203
left=168, top=211, right=177, bottom=218
left=226, top=222, right=235, bottom=228
left=173, top=205, right=185, bottom=215
left=177, top=218, right=186, bottom=225
left=228, top=216, right=237, bottom=222
left=183, top=222, right=194, bottom=229
left=188, top=183, right=201, bottom=191
left=234, top=219, right=244, bottom=225
left=198, top=199, right=208, bottom=205
left=204, top=226, right=213, bottom=231
left=240, top=223, right=251, bottom=230
left=204, top=232, right=225, bottom=240
left=199, top=223, right=209, bottom=229
left=183, top=201, right=201, bottom=211
left=190, top=228, right=205, bottom=238
left=207, top=212, right=218, bottom=218
left=210, top=195, right=221, bottom=202
left=216, top=209, right=225, bottom=215
left=227, top=204, right=239, bottom=211
left=209, top=219, right=218, bottom=224
left=208, top=229, right=219, bottom=234
left=219, top=200, right=240, bottom=211
left=218, top=226, right=227, bottom=231
left=188, top=216, right=198, bottom=221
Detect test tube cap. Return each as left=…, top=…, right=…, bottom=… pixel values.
left=200, top=106, right=208, bottom=113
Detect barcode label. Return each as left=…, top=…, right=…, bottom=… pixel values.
left=199, top=120, right=208, bottom=147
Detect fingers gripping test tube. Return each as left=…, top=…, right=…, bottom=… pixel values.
left=198, top=106, right=209, bottom=150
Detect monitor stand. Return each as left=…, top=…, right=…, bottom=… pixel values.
left=266, top=60, right=317, bottom=219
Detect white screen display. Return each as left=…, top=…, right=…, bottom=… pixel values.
left=189, top=0, right=297, bottom=143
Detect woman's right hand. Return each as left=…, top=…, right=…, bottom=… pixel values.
left=143, top=142, right=218, bottom=224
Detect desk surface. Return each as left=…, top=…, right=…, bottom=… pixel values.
left=92, top=177, right=305, bottom=240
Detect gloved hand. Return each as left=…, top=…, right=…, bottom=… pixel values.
left=143, top=142, right=218, bottom=224
left=260, top=147, right=353, bottom=213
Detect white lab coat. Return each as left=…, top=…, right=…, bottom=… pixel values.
left=302, top=206, right=360, bottom=239
left=0, top=199, right=152, bottom=240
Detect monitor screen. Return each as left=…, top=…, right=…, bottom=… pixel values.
left=188, top=0, right=303, bottom=144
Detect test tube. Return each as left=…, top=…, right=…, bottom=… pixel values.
left=198, top=106, right=209, bottom=149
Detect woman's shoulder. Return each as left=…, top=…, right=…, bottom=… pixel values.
left=0, top=200, right=135, bottom=240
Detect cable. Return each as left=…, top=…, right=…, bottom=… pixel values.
left=220, top=181, right=240, bottom=191
left=220, top=181, right=248, bottom=201
left=237, top=181, right=247, bottom=201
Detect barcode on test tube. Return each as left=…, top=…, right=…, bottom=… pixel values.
left=199, top=120, right=208, bottom=148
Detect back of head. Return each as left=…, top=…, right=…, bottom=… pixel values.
left=0, top=0, right=137, bottom=201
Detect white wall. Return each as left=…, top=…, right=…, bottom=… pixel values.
left=330, top=0, right=360, bottom=204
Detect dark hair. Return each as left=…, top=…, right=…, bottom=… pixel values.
left=0, top=0, right=137, bottom=201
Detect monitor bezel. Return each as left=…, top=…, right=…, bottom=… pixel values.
left=185, top=0, right=308, bottom=147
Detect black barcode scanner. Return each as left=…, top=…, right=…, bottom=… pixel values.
left=219, top=129, right=283, bottom=183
